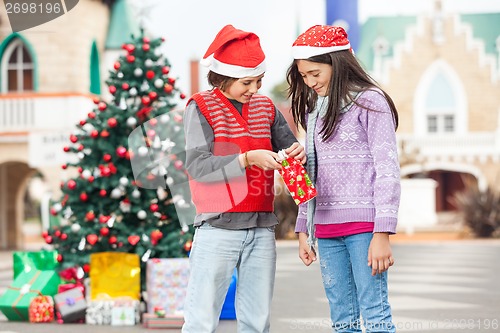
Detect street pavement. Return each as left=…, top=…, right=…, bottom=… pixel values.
left=1, top=238, right=500, bottom=332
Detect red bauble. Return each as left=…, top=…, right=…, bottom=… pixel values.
left=83, top=264, right=90, bottom=273
left=77, top=167, right=83, bottom=173
left=67, top=180, right=77, bottom=190
left=60, top=233, right=68, bottom=240
left=86, top=234, right=98, bottom=245
left=90, top=130, right=99, bottom=138
left=122, top=83, right=129, bottom=90
left=99, top=189, right=107, bottom=197
left=98, top=215, right=109, bottom=224
left=103, top=153, right=112, bottom=162
left=78, top=144, right=84, bottom=151
left=61, top=164, right=67, bottom=170
left=70, top=134, right=78, bottom=143
left=79, top=193, right=88, bottom=202
left=101, top=130, right=110, bottom=138
left=143, top=37, right=150, bottom=44
left=116, top=146, right=127, bottom=158
left=92, top=97, right=100, bottom=104
left=98, top=102, right=107, bottom=111
left=57, top=254, right=63, bottom=262
left=149, top=91, right=158, bottom=100
left=54, top=230, right=61, bottom=237
left=108, top=236, right=117, bottom=244
left=168, top=77, right=176, bottom=84
left=164, top=84, right=173, bottom=93
left=88, top=176, right=95, bottom=183
left=150, top=230, right=163, bottom=241
left=63, top=146, right=70, bottom=152
left=88, top=112, right=96, bottom=119
left=184, top=240, right=193, bottom=252
left=126, top=55, right=135, bottom=63
left=142, top=43, right=150, bottom=52
left=180, top=93, right=186, bottom=99
left=109, top=86, right=117, bottom=94
left=100, top=227, right=110, bottom=237
left=150, top=203, right=159, bottom=212
left=128, top=235, right=140, bottom=246
left=141, top=96, right=151, bottom=105
left=85, top=211, right=95, bottom=221
left=41, top=231, right=49, bottom=238
left=101, top=167, right=111, bottom=177
left=162, top=66, right=170, bottom=74
left=79, top=120, right=86, bottom=126
left=107, top=118, right=118, bottom=128
left=146, top=70, right=155, bottom=80
left=44, top=236, right=53, bottom=244
left=114, top=62, right=121, bottom=70
left=50, top=208, right=57, bottom=216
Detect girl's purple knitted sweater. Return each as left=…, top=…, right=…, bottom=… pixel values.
left=295, top=89, right=401, bottom=234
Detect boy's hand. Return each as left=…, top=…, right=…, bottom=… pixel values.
left=285, top=142, right=306, bottom=164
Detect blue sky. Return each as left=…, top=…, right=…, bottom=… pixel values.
left=133, top=0, right=500, bottom=97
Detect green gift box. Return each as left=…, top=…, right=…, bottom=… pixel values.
left=13, top=250, right=59, bottom=279
left=0, top=269, right=61, bottom=321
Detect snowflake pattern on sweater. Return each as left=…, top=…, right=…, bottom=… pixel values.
left=296, top=89, right=401, bottom=234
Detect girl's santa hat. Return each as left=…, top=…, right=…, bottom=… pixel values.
left=201, top=24, right=266, bottom=78
left=292, top=25, right=351, bottom=59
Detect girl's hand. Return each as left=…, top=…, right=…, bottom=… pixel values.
left=368, top=233, right=395, bottom=276
left=245, top=150, right=281, bottom=170
left=298, top=232, right=316, bottom=266
left=285, top=142, right=306, bottom=164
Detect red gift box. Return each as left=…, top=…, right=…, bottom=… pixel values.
left=29, top=295, right=54, bottom=323
left=278, top=150, right=317, bottom=205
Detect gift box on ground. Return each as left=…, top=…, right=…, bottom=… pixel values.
left=146, top=258, right=189, bottom=315
left=54, top=287, right=87, bottom=323
left=29, top=295, right=54, bottom=323
left=111, top=297, right=141, bottom=326
left=142, top=313, right=184, bottom=329
left=0, top=269, right=61, bottom=321
left=89, top=252, right=140, bottom=300
left=277, top=150, right=317, bottom=205
left=85, top=295, right=114, bottom=325
left=13, top=250, right=59, bottom=280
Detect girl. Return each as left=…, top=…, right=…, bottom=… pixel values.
left=287, top=25, right=400, bottom=333
left=182, top=25, right=305, bottom=333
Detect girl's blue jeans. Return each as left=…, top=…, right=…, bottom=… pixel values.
left=317, top=232, right=396, bottom=333
left=182, top=224, right=276, bottom=333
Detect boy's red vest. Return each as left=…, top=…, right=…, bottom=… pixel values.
left=188, top=88, right=275, bottom=213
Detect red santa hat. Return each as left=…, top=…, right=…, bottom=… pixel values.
left=292, top=25, right=351, bottom=59
left=200, top=24, right=266, bottom=78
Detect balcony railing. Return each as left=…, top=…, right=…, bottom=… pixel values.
left=0, top=93, right=94, bottom=133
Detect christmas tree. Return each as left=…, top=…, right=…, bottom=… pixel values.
left=44, top=30, right=195, bottom=291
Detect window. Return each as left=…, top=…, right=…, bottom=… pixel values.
left=2, top=38, right=34, bottom=92
left=426, top=114, right=454, bottom=133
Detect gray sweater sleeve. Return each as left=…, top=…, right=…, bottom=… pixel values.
left=184, top=100, right=245, bottom=182
left=271, top=106, right=299, bottom=151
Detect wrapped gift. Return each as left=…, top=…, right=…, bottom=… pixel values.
left=54, top=287, right=87, bottom=323
left=146, top=258, right=189, bottom=315
left=89, top=252, right=140, bottom=300
left=85, top=295, right=114, bottom=325
left=29, top=295, right=54, bottom=323
left=110, top=297, right=140, bottom=326
left=142, top=313, right=184, bottom=329
left=13, top=250, right=59, bottom=279
left=58, top=283, right=85, bottom=294
left=277, top=150, right=317, bottom=205
left=0, top=269, right=61, bottom=321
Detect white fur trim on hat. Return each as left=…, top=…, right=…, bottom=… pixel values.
left=292, top=44, right=351, bottom=59
left=201, top=55, right=266, bottom=78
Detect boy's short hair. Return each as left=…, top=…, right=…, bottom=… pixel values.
left=207, top=71, right=237, bottom=91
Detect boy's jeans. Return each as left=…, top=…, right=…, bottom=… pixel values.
left=182, top=224, right=276, bottom=333
left=317, top=233, right=396, bottom=333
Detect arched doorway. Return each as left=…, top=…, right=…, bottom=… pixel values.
left=0, top=161, right=37, bottom=249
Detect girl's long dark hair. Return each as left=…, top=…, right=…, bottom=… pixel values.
left=286, top=50, right=399, bottom=140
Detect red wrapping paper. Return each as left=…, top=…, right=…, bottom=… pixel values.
left=278, top=150, right=317, bottom=205
left=29, top=295, right=54, bottom=323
